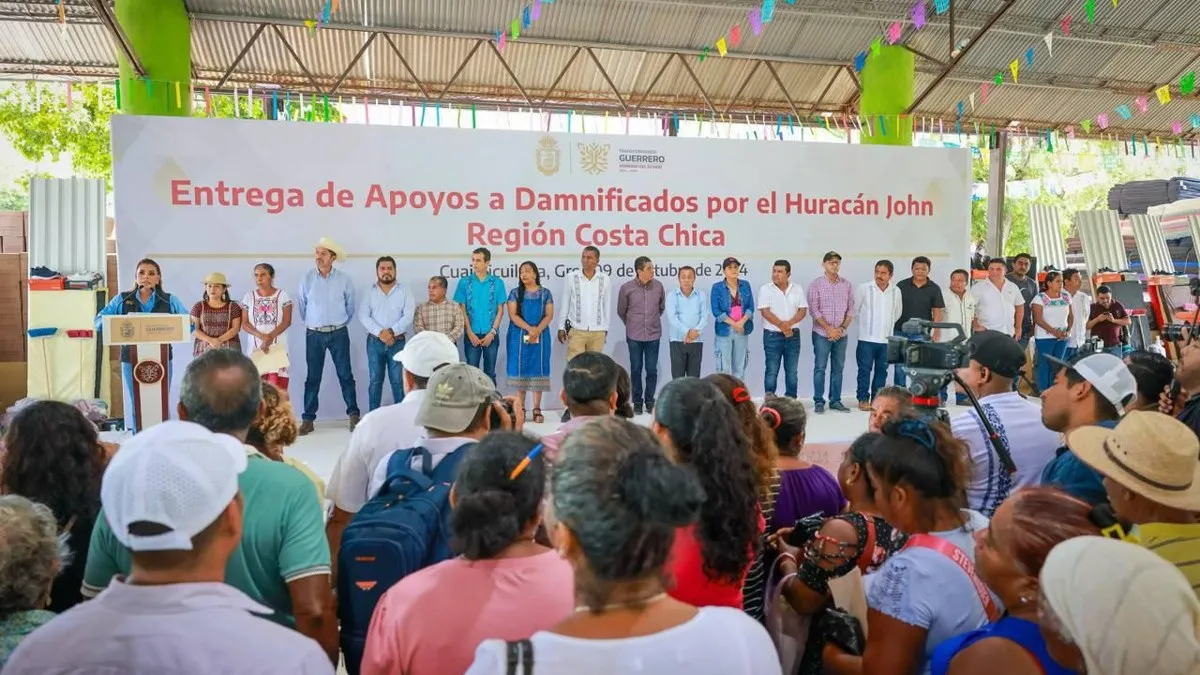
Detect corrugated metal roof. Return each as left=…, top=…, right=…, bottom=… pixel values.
left=1, top=0, right=1199, bottom=134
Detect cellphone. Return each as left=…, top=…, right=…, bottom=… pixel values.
left=1171, top=378, right=1182, bottom=402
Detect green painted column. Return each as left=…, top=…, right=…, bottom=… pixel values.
left=859, top=46, right=914, bottom=146
left=114, top=0, right=191, bottom=116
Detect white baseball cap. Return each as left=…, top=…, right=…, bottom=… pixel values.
left=1047, top=352, right=1138, bottom=414
left=393, top=330, right=460, bottom=377
left=101, top=421, right=248, bottom=552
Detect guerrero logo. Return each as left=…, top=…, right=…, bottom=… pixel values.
left=117, top=319, right=136, bottom=340
left=617, top=148, right=666, bottom=173
left=535, top=136, right=561, bottom=176
left=577, top=143, right=610, bottom=175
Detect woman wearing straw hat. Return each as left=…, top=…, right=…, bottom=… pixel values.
left=1066, top=410, right=1200, bottom=597
left=190, top=272, right=243, bottom=356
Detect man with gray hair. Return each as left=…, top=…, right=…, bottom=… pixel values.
left=5, top=423, right=334, bottom=675
left=413, top=275, right=464, bottom=344
left=0, top=495, right=63, bottom=667
left=82, top=349, right=337, bottom=663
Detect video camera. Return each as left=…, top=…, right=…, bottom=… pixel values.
left=886, top=319, right=970, bottom=401
left=885, top=318, right=1016, bottom=474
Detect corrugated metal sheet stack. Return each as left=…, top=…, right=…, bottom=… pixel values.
left=1107, top=177, right=1200, bottom=217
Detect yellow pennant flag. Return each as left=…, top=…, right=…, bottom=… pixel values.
left=1010, top=60, right=1019, bottom=83
left=716, top=38, right=728, bottom=56
left=1156, top=85, right=1172, bottom=105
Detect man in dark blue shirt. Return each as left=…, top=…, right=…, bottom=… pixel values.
left=1039, top=352, right=1137, bottom=505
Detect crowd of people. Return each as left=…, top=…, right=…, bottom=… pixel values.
left=3, top=311, right=1200, bottom=674
left=95, top=239, right=1143, bottom=438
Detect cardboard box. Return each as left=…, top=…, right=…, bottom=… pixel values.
left=2, top=236, right=27, bottom=253
left=0, top=212, right=24, bottom=239
left=0, top=362, right=28, bottom=408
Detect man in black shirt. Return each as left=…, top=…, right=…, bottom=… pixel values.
left=893, top=256, right=946, bottom=386
left=1167, top=329, right=1200, bottom=439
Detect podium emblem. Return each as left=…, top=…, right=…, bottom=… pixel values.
left=133, top=360, right=165, bottom=385
left=118, top=319, right=136, bottom=340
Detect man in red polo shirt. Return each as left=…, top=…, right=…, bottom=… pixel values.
left=1086, top=286, right=1130, bottom=357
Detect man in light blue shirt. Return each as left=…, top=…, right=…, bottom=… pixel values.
left=297, top=237, right=359, bottom=434
left=359, top=256, right=414, bottom=411
left=452, top=247, right=507, bottom=384
left=666, top=266, right=708, bottom=378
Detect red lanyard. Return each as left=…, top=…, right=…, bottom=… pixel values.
left=903, top=533, right=1000, bottom=621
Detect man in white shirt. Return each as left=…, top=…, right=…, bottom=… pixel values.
left=757, top=259, right=808, bottom=397
left=941, top=268, right=981, bottom=404
left=972, top=257, right=1025, bottom=338
left=853, top=260, right=903, bottom=410
left=1063, top=268, right=1091, bottom=360
left=952, top=331, right=1062, bottom=516
left=5, top=422, right=335, bottom=675
left=557, top=245, right=611, bottom=422
left=324, top=331, right=460, bottom=560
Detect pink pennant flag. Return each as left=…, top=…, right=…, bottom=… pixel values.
left=66, top=83, right=73, bottom=107
left=1135, top=96, right=1149, bottom=113
left=887, top=21, right=902, bottom=44
left=1097, top=113, right=1109, bottom=129
left=531, top=0, right=541, bottom=21
left=1061, top=15, right=1071, bottom=36
left=748, top=7, right=762, bottom=35
left=1174, top=120, right=1185, bottom=135
left=912, top=1, right=926, bottom=29
left=730, top=24, right=742, bottom=47
left=981, top=82, right=990, bottom=103
left=498, top=32, right=507, bottom=52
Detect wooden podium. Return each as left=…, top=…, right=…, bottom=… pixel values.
left=102, top=314, right=190, bottom=431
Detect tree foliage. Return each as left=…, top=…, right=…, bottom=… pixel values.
left=0, top=82, right=342, bottom=191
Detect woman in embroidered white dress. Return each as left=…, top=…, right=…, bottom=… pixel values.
left=241, top=262, right=293, bottom=389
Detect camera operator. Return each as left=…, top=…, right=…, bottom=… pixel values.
left=951, top=331, right=1062, bottom=517
left=1160, top=330, right=1200, bottom=439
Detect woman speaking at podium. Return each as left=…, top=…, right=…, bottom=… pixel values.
left=94, top=258, right=190, bottom=432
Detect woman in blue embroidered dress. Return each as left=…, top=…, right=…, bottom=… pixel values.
left=506, top=261, right=554, bottom=423
left=930, top=486, right=1096, bottom=675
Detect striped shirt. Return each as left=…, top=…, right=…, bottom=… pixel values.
left=1136, top=522, right=1200, bottom=599
left=414, top=299, right=464, bottom=343
left=741, top=469, right=781, bottom=623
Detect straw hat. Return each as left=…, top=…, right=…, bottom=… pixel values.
left=1068, top=410, right=1200, bottom=511
left=203, top=272, right=229, bottom=286
left=315, top=237, right=346, bottom=261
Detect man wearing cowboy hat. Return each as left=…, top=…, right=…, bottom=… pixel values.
left=1067, top=410, right=1200, bottom=597
left=297, top=237, right=360, bottom=434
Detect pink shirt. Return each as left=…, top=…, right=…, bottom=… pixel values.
left=361, top=551, right=574, bottom=675
left=539, top=415, right=607, bottom=462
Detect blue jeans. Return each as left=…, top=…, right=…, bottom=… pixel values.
left=303, top=327, right=359, bottom=422
left=763, top=329, right=801, bottom=397
left=366, top=335, right=405, bottom=411
left=1063, top=347, right=1078, bottom=362
left=1106, top=345, right=1124, bottom=357
left=464, top=339, right=500, bottom=384
left=1035, top=337, right=1070, bottom=393
left=856, top=341, right=889, bottom=402
left=627, top=339, right=661, bottom=405
left=812, top=333, right=848, bottom=406
left=714, top=332, right=750, bottom=379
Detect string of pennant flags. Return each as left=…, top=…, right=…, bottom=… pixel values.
left=493, top=0, right=558, bottom=54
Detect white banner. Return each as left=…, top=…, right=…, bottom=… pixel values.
left=112, top=116, right=970, bottom=419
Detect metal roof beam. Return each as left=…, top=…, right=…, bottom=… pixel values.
left=723, top=60, right=762, bottom=115
left=486, top=41, right=532, bottom=106
left=381, top=34, right=429, bottom=100
left=215, top=23, right=265, bottom=89
left=82, top=0, right=145, bottom=77
left=630, top=55, right=673, bottom=111
left=765, top=61, right=802, bottom=119
left=812, top=67, right=842, bottom=109
left=270, top=25, right=323, bottom=93
left=907, top=0, right=1019, bottom=114
left=188, top=13, right=851, bottom=69
left=329, top=32, right=378, bottom=95
left=585, top=47, right=627, bottom=112
left=439, top=40, right=483, bottom=101
left=540, top=47, right=582, bottom=106
left=675, top=53, right=717, bottom=115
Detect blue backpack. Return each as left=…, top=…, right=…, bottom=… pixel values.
left=336, top=443, right=473, bottom=675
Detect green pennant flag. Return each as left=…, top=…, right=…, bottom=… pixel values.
left=1082, top=119, right=1092, bottom=133
left=871, top=37, right=882, bottom=56
left=1085, top=0, right=1095, bottom=23
left=1183, top=71, right=1196, bottom=97
left=994, top=72, right=1003, bottom=86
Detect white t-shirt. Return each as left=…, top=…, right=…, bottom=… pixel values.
left=863, top=510, right=992, bottom=675
left=756, top=282, right=808, bottom=332
left=1030, top=292, right=1073, bottom=340
left=854, top=282, right=903, bottom=344
left=240, top=289, right=292, bottom=375
left=464, top=606, right=781, bottom=675
left=326, top=389, right=427, bottom=512
left=950, top=392, right=1062, bottom=516
left=971, top=280, right=1025, bottom=336
left=1068, top=291, right=1092, bottom=348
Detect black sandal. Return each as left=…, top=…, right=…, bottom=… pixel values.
left=532, top=408, right=544, bottom=423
